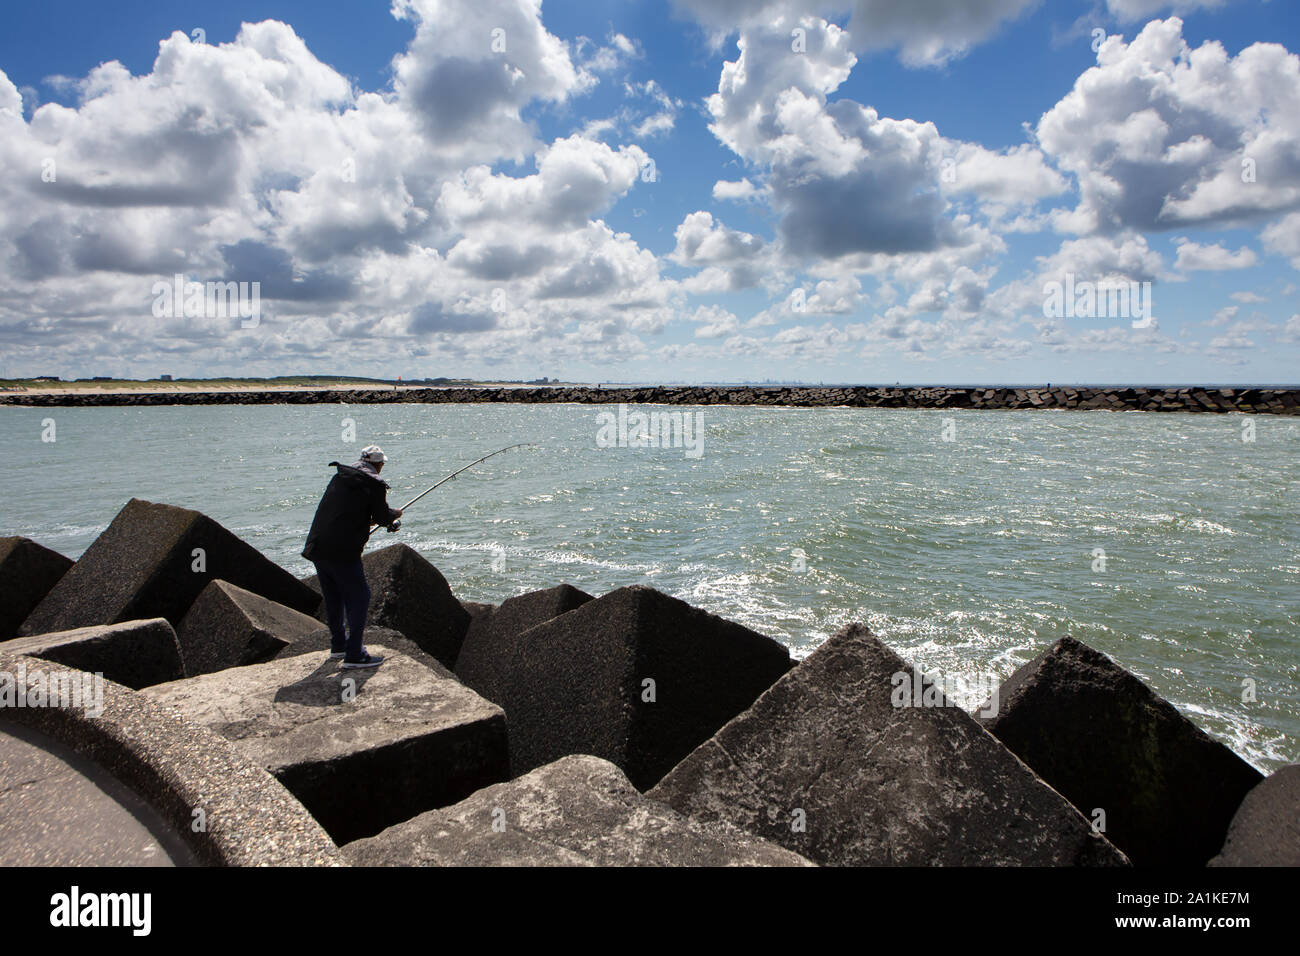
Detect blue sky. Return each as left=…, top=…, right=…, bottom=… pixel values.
left=1, top=0, right=1298, bottom=384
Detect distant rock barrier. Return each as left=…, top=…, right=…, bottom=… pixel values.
left=3, top=384, right=1298, bottom=414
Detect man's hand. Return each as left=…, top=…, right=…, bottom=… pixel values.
left=394, top=509, right=403, bottom=518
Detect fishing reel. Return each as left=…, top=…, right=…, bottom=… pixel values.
left=385, top=520, right=401, bottom=533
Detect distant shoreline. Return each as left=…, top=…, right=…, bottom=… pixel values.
left=2, top=384, right=1297, bottom=414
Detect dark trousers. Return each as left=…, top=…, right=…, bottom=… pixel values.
left=313, top=558, right=370, bottom=659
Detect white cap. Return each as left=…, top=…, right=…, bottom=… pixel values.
left=360, top=444, right=387, bottom=463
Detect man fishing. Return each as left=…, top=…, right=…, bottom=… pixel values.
left=302, top=444, right=402, bottom=669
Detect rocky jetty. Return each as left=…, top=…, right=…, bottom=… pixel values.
left=4, top=619, right=184, bottom=690
left=0, top=537, right=72, bottom=640
left=0, top=497, right=1288, bottom=866
left=344, top=754, right=812, bottom=867
left=975, top=636, right=1263, bottom=866
left=142, top=634, right=509, bottom=845
left=1209, top=765, right=1300, bottom=867
left=455, top=584, right=794, bottom=790
left=649, top=624, right=1127, bottom=866
left=455, top=583, right=593, bottom=685
left=3, top=384, right=1297, bottom=414
left=20, top=498, right=319, bottom=636
left=0, top=648, right=343, bottom=866
left=177, top=580, right=323, bottom=676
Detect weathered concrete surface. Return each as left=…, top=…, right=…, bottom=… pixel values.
left=0, top=646, right=343, bottom=866
left=142, top=642, right=508, bottom=844
left=1209, top=765, right=1300, bottom=867
left=0, top=537, right=73, bottom=641
left=3, top=619, right=183, bottom=689
left=0, top=722, right=197, bottom=865
left=975, top=636, right=1263, bottom=866
left=465, top=584, right=793, bottom=790
left=343, top=754, right=813, bottom=866
left=19, top=498, right=320, bottom=636
left=305, top=544, right=469, bottom=669
left=455, top=583, right=593, bottom=685
left=282, top=626, right=458, bottom=681
left=649, top=624, right=1128, bottom=866
left=177, top=580, right=322, bottom=676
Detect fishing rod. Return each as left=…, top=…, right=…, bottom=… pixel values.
left=372, top=442, right=536, bottom=532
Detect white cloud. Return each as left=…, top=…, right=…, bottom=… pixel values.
left=579, top=78, right=682, bottom=143
left=673, top=0, right=1041, bottom=67
left=1055, top=324, right=1183, bottom=354
left=1262, top=211, right=1300, bottom=269
left=4, top=1, right=1297, bottom=381
left=1208, top=327, right=1257, bottom=350
left=1173, top=239, right=1258, bottom=271
left=706, top=15, right=857, bottom=163
left=1106, top=0, right=1228, bottom=20
left=0, top=6, right=681, bottom=377
left=578, top=32, right=643, bottom=73
left=691, top=304, right=741, bottom=338
left=983, top=232, right=1166, bottom=335
left=670, top=210, right=770, bottom=290
left=1040, top=233, right=1165, bottom=284
left=712, top=178, right=764, bottom=202
left=436, top=136, right=648, bottom=231
left=390, top=0, right=593, bottom=165
left=1038, top=18, right=1300, bottom=234
left=944, top=143, right=1069, bottom=206
left=705, top=16, right=992, bottom=263
left=626, top=80, right=681, bottom=138
left=671, top=211, right=763, bottom=263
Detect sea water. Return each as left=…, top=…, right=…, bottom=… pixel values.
left=2, top=401, right=1295, bottom=770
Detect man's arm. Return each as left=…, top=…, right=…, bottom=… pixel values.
left=369, top=483, right=402, bottom=530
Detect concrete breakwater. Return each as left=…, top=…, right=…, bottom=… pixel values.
left=2, top=384, right=1298, bottom=414
left=2, top=499, right=1295, bottom=867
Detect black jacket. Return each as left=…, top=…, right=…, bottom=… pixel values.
left=302, top=462, right=400, bottom=562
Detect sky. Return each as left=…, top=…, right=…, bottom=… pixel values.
left=1, top=0, right=1298, bottom=385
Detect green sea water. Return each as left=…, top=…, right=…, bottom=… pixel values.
left=2, top=402, right=1296, bottom=770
